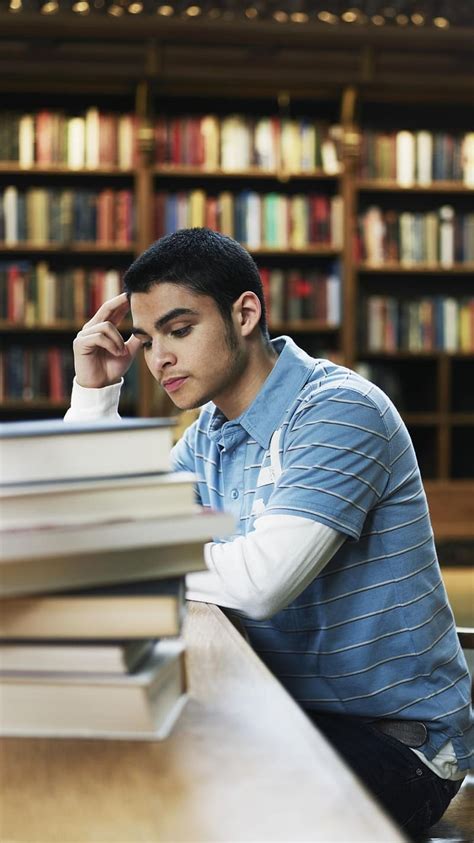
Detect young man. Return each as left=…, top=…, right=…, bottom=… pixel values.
left=66, top=228, right=473, bottom=836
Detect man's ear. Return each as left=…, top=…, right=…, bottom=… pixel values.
left=233, top=291, right=262, bottom=336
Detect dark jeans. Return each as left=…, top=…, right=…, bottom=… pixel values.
left=305, top=711, right=463, bottom=839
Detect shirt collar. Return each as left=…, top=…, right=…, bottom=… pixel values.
left=206, top=336, right=316, bottom=450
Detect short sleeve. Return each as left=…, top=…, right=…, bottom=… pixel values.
left=265, top=388, right=391, bottom=539
left=170, top=418, right=199, bottom=473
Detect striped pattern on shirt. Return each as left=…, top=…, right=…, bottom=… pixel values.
left=171, top=336, right=474, bottom=771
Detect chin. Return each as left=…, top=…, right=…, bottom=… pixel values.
left=169, top=395, right=202, bottom=411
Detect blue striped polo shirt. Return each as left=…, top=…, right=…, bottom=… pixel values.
left=171, top=335, right=474, bottom=770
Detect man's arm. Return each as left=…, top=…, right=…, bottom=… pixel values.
left=186, top=514, right=345, bottom=620
left=187, top=388, right=391, bottom=620
left=64, top=292, right=141, bottom=422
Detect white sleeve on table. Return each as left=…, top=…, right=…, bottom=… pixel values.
left=185, top=514, right=345, bottom=620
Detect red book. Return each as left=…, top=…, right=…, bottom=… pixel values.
left=171, top=117, right=182, bottom=165
left=7, top=264, right=24, bottom=323
left=259, top=267, right=271, bottom=317
left=310, top=195, right=330, bottom=244
left=48, top=347, right=63, bottom=401
left=97, top=189, right=114, bottom=244
left=116, top=189, right=131, bottom=245
left=36, top=111, right=53, bottom=166
left=205, top=196, right=218, bottom=231
left=99, top=114, right=116, bottom=167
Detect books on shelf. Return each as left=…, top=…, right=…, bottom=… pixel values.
left=0, top=108, right=138, bottom=170
left=154, top=189, right=343, bottom=249
left=0, top=578, right=186, bottom=640
left=0, top=185, right=135, bottom=246
left=356, top=205, right=474, bottom=266
left=358, top=129, right=474, bottom=186
left=0, top=261, right=123, bottom=326
left=0, top=417, right=176, bottom=485
left=260, top=264, right=341, bottom=325
left=0, top=639, right=154, bottom=673
left=153, top=113, right=342, bottom=175
left=0, top=638, right=187, bottom=739
left=366, top=295, right=474, bottom=352
left=0, top=344, right=74, bottom=404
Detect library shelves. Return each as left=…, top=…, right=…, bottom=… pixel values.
left=0, top=102, right=140, bottom=419
left=1, top=87, right=473, bottom=490
left=352, top=110, right=474, bottom=481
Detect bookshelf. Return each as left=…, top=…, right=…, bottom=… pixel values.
left=0, top=16, right=473, bottom=502
left=350, top=101, right=474, bottom=482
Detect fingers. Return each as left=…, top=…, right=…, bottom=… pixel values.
left=83, top=292, right=130, bottom=329
left=124, top=333, right=143, bottom=359
left=75, top=321, right=127, bottom=357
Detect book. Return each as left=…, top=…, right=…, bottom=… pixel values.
left=396, top=130, right=415, bottom=187
left=0, top=509, right=234, bottom=596
left=0, top=639, right=154, bottom=673
left=0, top=417, right=176, bottom=485
left=0, top=638, right=187, bottom=739
left=0, top=578, right=186, bottom=639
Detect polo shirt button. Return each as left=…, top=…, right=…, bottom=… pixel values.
left=230, top=489, right=239, bottom=500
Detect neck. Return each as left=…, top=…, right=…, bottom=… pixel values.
left=216, top=338, right=278, bottom=420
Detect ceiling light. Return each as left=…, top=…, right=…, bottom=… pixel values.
left=245, top=7, right=258, bottom=18
left=9, top=0, right=22, bottom=11
left=371, top=14, right=385, bottom=25
left=108, top=3, right=125, bottom=14
left=157, top=4, right=174, bottom=14
left=41, top=0, right=59, bottom=11
left=290, top=12, right=308, bottom=23
left=411, top=12, right=425, bottom=25
left=72, top=0, right=90, bottom=12
left=318, top=10, right=338, bottom=24
left=433, top=16, right=449, bottom=28
left=395, top=13, right=409, bottom=25
left=342, top=10, right=358, bottom=22
left=273, top=10, right=288, bottom=22
left=128, top=1, right=143, bottom=11
left=185, top=4, right=201, bottom=15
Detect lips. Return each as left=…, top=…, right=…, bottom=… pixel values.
left=162, top=376, right=188, bottom=393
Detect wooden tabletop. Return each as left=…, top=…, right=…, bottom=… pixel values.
left=0, top=602, right=405, bottom=842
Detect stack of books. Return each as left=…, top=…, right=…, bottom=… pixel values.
left=0, top=418, right=233, bottom=740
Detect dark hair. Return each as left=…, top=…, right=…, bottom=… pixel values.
left=123, top=228, right=269, bottom=340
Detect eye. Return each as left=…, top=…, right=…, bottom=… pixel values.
left=170, top=325, right=192, bottom=339
left=141, top=340, right=152, bottom=350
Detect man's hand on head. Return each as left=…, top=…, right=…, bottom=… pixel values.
left=73, top=292, right=142, bottom=389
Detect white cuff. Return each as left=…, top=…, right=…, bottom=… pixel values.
left=64, top=377, right=123, bottom=422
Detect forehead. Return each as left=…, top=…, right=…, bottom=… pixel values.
left=130, top=282, right=217, bottom=323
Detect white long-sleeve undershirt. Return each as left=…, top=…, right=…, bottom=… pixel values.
left=187, top=515, right=344, bottom=619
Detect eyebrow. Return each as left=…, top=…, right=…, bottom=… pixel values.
left=131, top=307, right=199, bottom=337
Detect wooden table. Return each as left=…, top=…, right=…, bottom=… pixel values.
left=0, top=602, right=405, bottom=842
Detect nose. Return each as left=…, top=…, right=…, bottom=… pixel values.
left=147, top=339, right=177, bottom=376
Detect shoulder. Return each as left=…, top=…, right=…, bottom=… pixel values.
left=288, top=362, right=395, bottom=432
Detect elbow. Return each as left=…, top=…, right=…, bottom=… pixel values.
left=236, top=592, right=282, bottom=622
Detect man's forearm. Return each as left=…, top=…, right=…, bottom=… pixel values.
left=186, top=514, right=345, bottom=620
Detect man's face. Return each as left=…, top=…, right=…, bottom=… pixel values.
left=130, top=283, right=247, bottom=412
